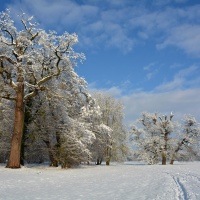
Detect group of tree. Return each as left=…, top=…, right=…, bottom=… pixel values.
left=1, top=9, right=199, bottom=169
left=130, top=112, right=200, bottom=165
left=0, top=9, right=129, bottom=168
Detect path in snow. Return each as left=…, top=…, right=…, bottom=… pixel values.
left=0, top=162, right=199, bottom=200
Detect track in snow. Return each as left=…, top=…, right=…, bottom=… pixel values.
left=165, top=171, right=200, bottom=200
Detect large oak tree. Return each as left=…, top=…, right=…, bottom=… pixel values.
left=0, top=9, right=84, bottom=168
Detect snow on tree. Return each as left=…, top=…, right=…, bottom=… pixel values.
left=130, top=112, right=200, bottom=165
left=130, top=112, right=177, bottom=165
left=92, top=92, right=129, bottom=165
left=79, top=92, right=112, bottom=165
left=25, top=77, right=96, bottom=168
left=0, top=99, right=14, bottom=162
left=0, top=9, right=85, bottom=168
left=170, top=115, right=200, bottom=164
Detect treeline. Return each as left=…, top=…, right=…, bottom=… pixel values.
left=0, top=89, right=129, bottom=168
left=0, top=10, right=129, bottom=168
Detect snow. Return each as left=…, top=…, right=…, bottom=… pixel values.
left=0, top=162, right=200, bottom=200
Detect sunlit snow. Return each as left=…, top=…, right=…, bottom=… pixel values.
left=0, top=162, right=200, bottom=200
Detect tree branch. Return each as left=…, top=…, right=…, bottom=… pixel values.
left=1, top=29, right=15, bottom=45
left=0, top=55, right=17, bottom=65
left=30, top=32, right=39, bottom=41
left=0, top=95, right=16, bottom=101
left=0, top=60, right=17, bottom=90
left=0, top=40, right=13, bottom=46
left=34, top=51, right=62, bottom=88
left=24, top=90, right=38, bottom=100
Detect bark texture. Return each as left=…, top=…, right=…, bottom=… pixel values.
left=7, top=83, right=24, bottom=168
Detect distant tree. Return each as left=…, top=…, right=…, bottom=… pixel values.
left=130, top=112, right=200, bottom=165
left=92, top=92, right=129, bottom=165
left=80, top=93, right=112, bottom=165
left=130, top=124, right=160, bottom=165
left=170, top=115, right=200, bottom=164
left=0, top=9, right=84, bottom=168
left=130, top=112, right=176, bottom=165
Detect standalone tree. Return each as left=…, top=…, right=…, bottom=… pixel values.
left=0, top=9, right=84, bottom=168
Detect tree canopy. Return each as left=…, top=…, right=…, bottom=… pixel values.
left=0, top=9, right=129, bottom=168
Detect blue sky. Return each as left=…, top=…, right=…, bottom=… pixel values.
left=1, top=0, right=200, bottom=125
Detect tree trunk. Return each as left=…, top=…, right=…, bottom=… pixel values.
left=43, top=140, right=58, bottom=167
left=162, top=133, right=168, bottom=165
left=20, top=132, right=25, bottom=166
left=96, top=158, right=100, bottom=165
left=170, top=159, right=174, bottom=165
left=170, top=152, right=177, bottom=165
left=7, top=83, right=24, bottom=168
left=105, top=145, right=111, bottom=165
left=20, top=98, right=33, bottom=165
left=99, top=157, right=102, bottom=165
left=106, top=157, right=110, bottom=165
left=162, top=152, right=167, bottom=165
left=170, top=139, right=185, bottom=165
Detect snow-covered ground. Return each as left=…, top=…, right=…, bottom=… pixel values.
left=0, top=162, right=200, bottom=200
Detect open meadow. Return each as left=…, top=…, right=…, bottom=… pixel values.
left=0, top=162, right=199, bottom=200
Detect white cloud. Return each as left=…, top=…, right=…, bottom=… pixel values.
left=157, top=25, right=200, bottom=56
left=156, top=78, right=184, bottom=91
left=176, top=65, right=198, bottom=77
left=146, top=72, right=156, bottom=81
left=122, top=88, right=200, bottom=126
left=143, top=62, right=159, bottom=81
left=7, top=0, right=99, bottom=30
left=155, top=65, right=199, bottom=91
left=88, top=83, right=123, bottom=97
left=128, top=5, right=200, bottom=57
left=7, top=0, right=136, bottom=52
left=143, top=62, right=156, bottom=71
left=6, top=0, right=200, bottom=55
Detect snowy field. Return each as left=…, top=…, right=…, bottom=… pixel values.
left=0, top=162, right=200, bottom=200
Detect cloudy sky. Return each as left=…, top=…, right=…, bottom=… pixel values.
left=1, top=0, right=200, bottom=125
